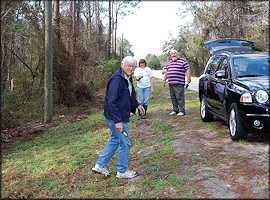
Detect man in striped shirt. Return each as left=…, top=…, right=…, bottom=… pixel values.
left=163, top=50, right=191, bottom=116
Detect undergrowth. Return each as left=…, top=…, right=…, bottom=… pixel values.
left=3, top=77, right=249, bottom=199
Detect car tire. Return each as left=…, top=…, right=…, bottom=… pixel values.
left=200, top=96, right=213, bottom=122
left=228, top=103, right=247, bottom=141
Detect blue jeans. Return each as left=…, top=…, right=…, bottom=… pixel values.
left=96, top=119, right=131, bottom=173
left=137, top=86, right=151, bottom=106
left=169, top=84, right=185, bottom=114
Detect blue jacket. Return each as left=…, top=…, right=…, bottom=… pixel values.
left=104, top=67, right=139, bottom=123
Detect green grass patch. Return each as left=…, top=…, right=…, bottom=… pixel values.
left=237, top=139, right=248, bottom=143
left=159, top=143, right=175, bottom=154
left=2, top=77, right=205, bottom=199
left=206, top=123, right=220, bottom=132
left=161, top=133, right=178, bottom=144
left=217, top=130, right=228, bottom=137
left=187, top=100, right=200, bottom=110
left=168, top=159, right=183, bottom=167
left=231, top=155, right=250, bottom=160
left=235, top=164, right=244, bottom=169
left=153, top=120, right=170, bottom=132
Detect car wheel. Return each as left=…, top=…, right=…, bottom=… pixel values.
left=200, top=96, right=213, bottom=122
left=229, top=103, right=247, bottom=141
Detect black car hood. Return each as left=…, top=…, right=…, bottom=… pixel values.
left=235, top=76, right=270, bottom=91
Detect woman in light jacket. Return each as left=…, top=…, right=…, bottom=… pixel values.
left=134, top=59, right=154, bottom=119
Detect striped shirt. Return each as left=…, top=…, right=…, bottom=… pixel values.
left=166, top=58, right=190, bottom=85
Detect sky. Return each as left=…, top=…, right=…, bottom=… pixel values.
left=117, top=1, right=193, bottom=61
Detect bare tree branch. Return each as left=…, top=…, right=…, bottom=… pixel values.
left=4, top=45, right=34, bottom=75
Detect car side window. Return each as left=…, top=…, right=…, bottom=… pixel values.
left=219, top=58, right=228, bottom=71
left=206, top=56, right=221, bottom=75
left=218, top=57, right=229, bottom=78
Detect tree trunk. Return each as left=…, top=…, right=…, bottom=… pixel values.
left=44, top=0, right=53, bottom=123
left=95, top=2, right=102, bottom=54
left=53, top=0, right=60, bottom=39
left=0, top=32, right=4, bottom=134
left=107, top=0, right=111, bottom=59
left=87, top=0, right=93, bottom=41
left=114, top=13, right=118, bottom=56
left=71, top=1, right=78, bottom=81
left=75, top=1, right=83, bottom=81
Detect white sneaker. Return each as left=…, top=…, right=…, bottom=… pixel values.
left=126, top=169, right=137, bottom=175
left=92, top=164, right=111, bottom=177
left=169, top=111, right=177, bottom=115
left=177, top=112, right=185, bottom=116
left=116, top=170, right=138, bottom=179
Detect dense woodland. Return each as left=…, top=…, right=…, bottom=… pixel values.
left=161, top=1, right=269, bottom=76
left=0, top=1, right=269, bottom=130
left=1, top=1, right=139, bottom=130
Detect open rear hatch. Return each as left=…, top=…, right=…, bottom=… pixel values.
left=204, top=38, right=255, bottom=55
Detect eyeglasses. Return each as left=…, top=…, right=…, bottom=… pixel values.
left=125, top=64, right=135, bottom=69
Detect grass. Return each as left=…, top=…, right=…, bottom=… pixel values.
left=237, top=139, right=248, bottom=143
left=3, top=77, right=251, bottom=198
left=231, top=155, right=250, bottom=160
left=206, top=123, right=221, bottom=132
left=153, top=120, right=170, bottom=132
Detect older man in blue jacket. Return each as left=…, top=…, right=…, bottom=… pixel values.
left=92, top=56, right=145, bottom=179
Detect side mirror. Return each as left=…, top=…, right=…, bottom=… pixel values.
left=215, top=70, right=226, bottom=78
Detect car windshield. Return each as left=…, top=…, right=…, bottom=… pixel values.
left=233, top=56, right=269, bottom=77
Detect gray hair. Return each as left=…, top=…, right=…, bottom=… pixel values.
left=170, top=50, right=179, bottom=54
left=122, top=56, right=136, bottom=65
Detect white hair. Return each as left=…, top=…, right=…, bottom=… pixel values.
left=171, top=50, right=179, bottom=54
left=122, top=56, right=136, bottom=65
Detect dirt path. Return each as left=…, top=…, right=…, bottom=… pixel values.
left=132, top=90, right=269, bottom=199
left=1, top=80, right=269, bottom=198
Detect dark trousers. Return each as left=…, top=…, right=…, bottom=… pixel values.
left=169, top=84, right=185, bottom=114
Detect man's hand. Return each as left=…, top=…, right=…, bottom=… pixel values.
left=163, top=71, right=167, bottom=87
left=136, top=75, right=143, bottom=81
left=186, top=69, right=191, bottom=85
left=186, top=77, right=191, bottom=88
left=116, top=122, right=123, bottom=132
left=138, top=105, right=145, bottom=116
left=187, top=77, right=191, bottom=84
left=163, top=80, right=166, bottom=87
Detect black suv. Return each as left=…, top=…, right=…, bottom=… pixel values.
left=199, top=38, right=269, bottom=141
